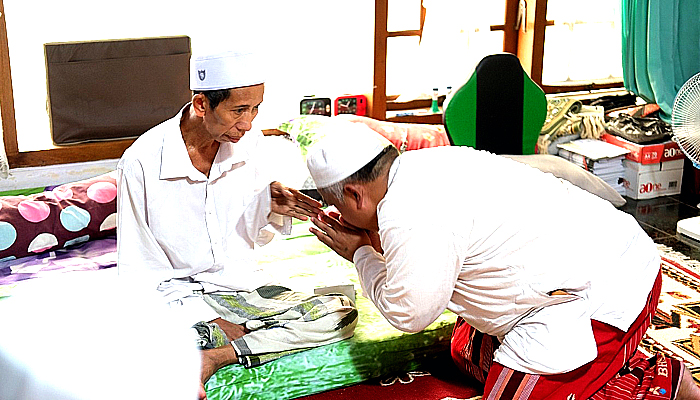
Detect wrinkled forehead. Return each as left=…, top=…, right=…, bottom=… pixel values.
left=222, top=83, right=265, bottom=105
left=230, top=83, right=265, bottom=97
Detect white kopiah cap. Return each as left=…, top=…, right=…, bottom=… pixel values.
left=306, top=120, right=393, bottom=188
left=190, top=50, right=265, bottom=91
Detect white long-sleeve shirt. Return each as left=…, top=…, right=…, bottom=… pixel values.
left=353, top=146, right=660, bottom=375
left=116, top=105, right=290, bottom=326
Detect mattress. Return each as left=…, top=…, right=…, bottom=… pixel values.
left=0, top=221, right=456, bottom=399
left=0, top=236, right=117, bottom=298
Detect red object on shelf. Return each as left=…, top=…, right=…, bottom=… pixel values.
left=334, top=95, right=367, bottom=116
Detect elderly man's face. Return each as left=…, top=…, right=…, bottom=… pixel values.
left=204, top=84, right=264, bottom=143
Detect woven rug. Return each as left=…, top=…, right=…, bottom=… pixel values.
left=643, top=244, right=700, bottom=382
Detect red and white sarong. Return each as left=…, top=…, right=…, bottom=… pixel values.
left=450, top=270, right=684, bottom=399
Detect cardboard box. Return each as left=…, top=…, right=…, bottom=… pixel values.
left=622, top=158, right=684, bottom=199
left=624, top=158, right=684, bottom=173
left=601, top=133, right=684, bottom=164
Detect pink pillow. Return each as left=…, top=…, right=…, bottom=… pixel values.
left=340, top=115, right=451, bottom=151
left=0, top=172, right=117, bottom=260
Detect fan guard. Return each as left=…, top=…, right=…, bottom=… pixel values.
left=672, top=72, right=700, bottom=168
left=673, top=72, right=700, bottom=241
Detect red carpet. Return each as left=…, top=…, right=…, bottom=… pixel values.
left=297, top=351, right=483, bottom=400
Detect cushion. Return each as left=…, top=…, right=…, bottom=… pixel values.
left=338, top=115, right=450, bottom=151
left=502, top=154, right=626, bottom=207
left=277, top=115, right=332, bottom=159
left=0, top=172, right=117, bottom=261
left=278, top=115, right=450, bottom=155
left=277, top=116, right=333, bottom=189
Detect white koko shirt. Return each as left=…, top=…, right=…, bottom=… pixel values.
left=117, top=105, right=290, bottom=326
left=353, top=146, right=660, bottom=375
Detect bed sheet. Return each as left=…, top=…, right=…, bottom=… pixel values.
left=0, top=222, right=456, bottom=399
left=211, top=222, right=456, bottom=399
left=0, top=236, right=117, bottom=298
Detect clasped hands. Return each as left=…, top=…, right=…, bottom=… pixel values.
left=269, top=181, right=381, bottom=262
left=310, top=210, right=382, bottom=262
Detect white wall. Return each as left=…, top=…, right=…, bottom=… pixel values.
left=5, top=0, right=376, bottom=150
left=2, top=0, right=376, bottom=190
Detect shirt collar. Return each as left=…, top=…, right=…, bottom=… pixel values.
left=387, top=156, right=401, bottom=189
left=209, top=128, right=263, bottom=180
left=159, top=103, right=264, bottom=181
left=160, top=104, right=203, bottom=181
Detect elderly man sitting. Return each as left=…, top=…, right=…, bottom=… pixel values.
left=116, top=48, right=357, bottom=398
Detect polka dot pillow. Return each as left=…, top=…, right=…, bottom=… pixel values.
left=0, top=172, right=117, bottom=261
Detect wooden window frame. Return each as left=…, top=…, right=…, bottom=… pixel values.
left=512, top=0, right=623, bottom=94
left=370, top=0, right=624, bottom=123
left=0, top=0, right=135, bottom=168
left=1, top=0, right=626, bottom=168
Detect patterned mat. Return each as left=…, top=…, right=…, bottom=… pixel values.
left=642, top=244, right=700, bottom=382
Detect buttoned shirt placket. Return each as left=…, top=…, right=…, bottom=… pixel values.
left=204, top=175, right=225, bottom=273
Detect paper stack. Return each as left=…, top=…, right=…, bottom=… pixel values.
left=556, top=139, right=631, bottom=195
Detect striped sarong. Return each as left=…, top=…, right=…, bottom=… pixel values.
left=193, top=285, right=358, bottom=368
left=451, top=270, right=683, bottom=399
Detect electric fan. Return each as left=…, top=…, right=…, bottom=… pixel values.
left=673, top=72, right=700, bottom=241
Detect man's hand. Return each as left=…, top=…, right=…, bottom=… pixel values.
left=326, top=210, right=383, bottom=254
left=210, top=318, right=249, bottom=341
left=270, top=181, right=323, bottom=221
left=310, top=211, right=372, bottom=261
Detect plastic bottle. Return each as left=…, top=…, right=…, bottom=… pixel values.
left=443, top=86, right=453, bottom=111
left=431, top=88, right=440, bottom=113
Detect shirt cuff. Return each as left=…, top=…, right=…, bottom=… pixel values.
left=254, top=213, right=291, bottom=246
left=268, top=212, right=292, bottom=235
left=353, top=245, right=384, bottom=269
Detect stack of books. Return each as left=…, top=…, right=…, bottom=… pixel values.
left=556, top=139, right=631, bottom=195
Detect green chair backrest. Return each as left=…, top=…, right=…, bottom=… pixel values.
left=443, top=53, right=547, bottom=155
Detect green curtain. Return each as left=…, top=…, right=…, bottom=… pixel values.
left=621, top=0, right=700, bottom=122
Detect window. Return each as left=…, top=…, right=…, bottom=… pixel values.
left=374, top=0, right=506, bottom=121
left=541, top=0, right=623, bottom=91
left=390, top=1, right=505, bottom=96
left=371, top=0, right=625, bottom=121
left=1, top=0, right=625, bottom=168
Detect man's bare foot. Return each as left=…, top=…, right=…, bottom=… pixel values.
left=198, top=382, right=207, bottom=400
left=200, top=346, right=239, bottom=388
left=677, top=365, right=700, bottom=400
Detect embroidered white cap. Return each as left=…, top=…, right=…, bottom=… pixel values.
left=306, top=120, right=393, bottom=188
left=190, top=50, right=265, bottom=91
